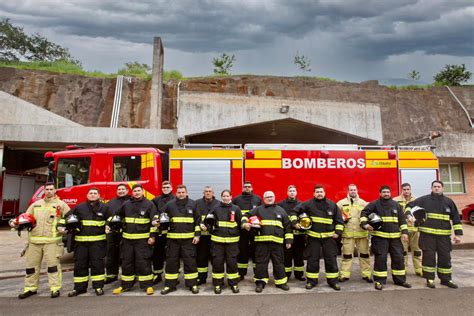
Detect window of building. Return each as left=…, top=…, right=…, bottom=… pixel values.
left=113, top=156, right=141, bottom=182
left=439, top=163, right=465, bottom=194
left=57, top=157, right=91, bottom=188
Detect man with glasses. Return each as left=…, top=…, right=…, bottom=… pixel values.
left=232, top=181, right=262, bottom=279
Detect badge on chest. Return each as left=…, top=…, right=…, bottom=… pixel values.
left=188, top=209, right=193, bottom=214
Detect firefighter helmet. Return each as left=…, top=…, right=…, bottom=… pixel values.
left=12, top=213, right=36, bottom=235
left=368, top=213, right=383, bottom=230
left=109, top=215, right=123, bottom=232
left=203, top=213, right=217, bottom=233
left=298, top=212, right=312, bottom=230
left=159, top=212, right=170, bottom=231
left=409, top=206, right=427, bottom=227
left=66, top=213, right=81, bottom=232
left=248, top=215, right=262, bottom=235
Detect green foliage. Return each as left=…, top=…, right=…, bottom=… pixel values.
left=117, top=61, right=151, bottom=80
left=294, top=51, right=311, bottom=72
left=163, top=70, right=183, bottom=81
left=212, top=53, right=235, bottom=75
left=387, top=84, right=433, bottom=90
left=0, top=18, right=80, bottom=65
left=407, top=70, right=420, bottom=81
left=434, top=64, right=472, bottom=86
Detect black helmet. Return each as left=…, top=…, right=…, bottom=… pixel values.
left=409, top=206, right=427, bottom=227
left=159, top=212, right=170, bottom=232
left=203, top=213, right=217, bottom=233
left=109, top=215, right=123, bottom=232
left=66, top=214, right=81, bottom=232
left=368, top=213, right=383, bottom=230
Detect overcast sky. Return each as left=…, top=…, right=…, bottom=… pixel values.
left=1, top=0, right=473, bottom=82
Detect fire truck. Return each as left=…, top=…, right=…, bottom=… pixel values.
left=29, top=144, right=439, bottom=208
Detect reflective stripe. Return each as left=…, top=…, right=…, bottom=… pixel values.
left=307, top=231, right=335, bottom=238
left=153, top=269, right=163, bottom=274
left=218, top=221, right=237, bottom=228
left=212, top=273, right=224, bottom=279
left=294, top=266, right=305, bottom=272
left=81, top=220, right=105, bottom=226
left=360, top=216, right=368, bottom=222
left=418, top=227, right=452, bottom=236
left=167, top=232, right=195, bottom=239
left=24, top=286, right=38, bottom=292
left=237, top=263, right=248, bottom=269
left=407, top=226, right=418, bottom=232
left=165, top=273, right=179, bottom=280
left=58, top=219, right=66, bottom=224
left=310, top=216, right=333, bottom=224
left=427, top=213, right=450, bottom=221
left=285, top=267, right=292, bottom=272
left=289, top=215, right=298, bottom=221
left=274, top=277, right=288, bottom=285
left=253, top=277, right=269, bottom=283
left=91, top=274, right=106, bottom=281
left=305, top=272, right=319, bottom=279
left=124, top=217, right=150, bottom=224
left=285, top=233, right=293, bottom=240
left=241, top=209, right=250, bottom=214
left=74, top=276, right=89, bottom=283
left=399, top=224, right=408, bottom=231
left=197, top=267, right=208, bottom=273
left=171, top=217, right=194, bottom=223
left=422, top=266, right=437, bottom=273
left=29, top=236, right=62, bottom=243
left=453, top=224, right=463, bottom=231
left=150, top=227, right=158, bottom=232
left=211, top=235, right=240, bottom=243
left=138, top=274, right=154, bottom=281
left=340, top=271, right=351, bottom=278
left=381, top=216, right=398, bottom=223
left=184, top=272, right=198, bottom=279
left=122, top=232, right=150, bottom=239
left=195, top=226, right=201, bottom=232
left=335, top=224, right=344, bottom=231
left=326, top=272, right=339, bottom=279
left=255, top=235, right=284, bottom=244
left=392, top=269, right=406, bottom=276
left=371, top=231, right=401, bottom=238
left=121, top=274, right=135, bottom=281
left=261, top=220, right=283, bottom=228
left=437, top=267, right=452, bottom=274
left=75, top=235, right=106, bottom=242
left=343, top=231, right=368, bottom=238
left=373, top=270, right=388, bottom=277
left=227, top=273, right=239, bottom=279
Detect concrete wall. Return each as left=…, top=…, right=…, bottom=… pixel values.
left=433, top=132, right=474, bottom=160
left=178, top=92, right=383, bottom=143
left=447, top=162, right=474, bottom=210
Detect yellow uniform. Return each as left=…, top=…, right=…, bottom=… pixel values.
left=337, top=195, right=371, bottom=279
left=23, top=196, right=70, bottom=293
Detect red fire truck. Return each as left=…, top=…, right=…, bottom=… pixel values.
left=29, top=144, right=438, bottom=208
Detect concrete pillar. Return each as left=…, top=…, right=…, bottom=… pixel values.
left=150, top=37, right=164, bottom=129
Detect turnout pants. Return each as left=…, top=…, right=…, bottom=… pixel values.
left=106, top=233, right=121, bottom=279
left=371, top=236, right=406, bottom=284
left=164, top=238, right=198, bottom=288
left=402, top=230, right=422, bottom=275
left=120, top=238, right=154, bottom=289
left=237, top=229, right=255, bottom=276
left=284, top=234, right=305, bottom=278
left=152, top=234, right=167, bottom=277
left=305, top=237, right=339, bottom=286
left=73, top=241, right=106, bottom=291
left=419, top=233, right=452, bottom=281
left=340, top=237, right=371, bottom=279
left=211, top=242, right=240, bottom=287
left=196, top=235, right=211, bottom=282
left=254, top=242, right=287, bottom=286
left=24, top=242, right=63, bottom=293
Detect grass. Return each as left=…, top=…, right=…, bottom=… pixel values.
left=386, top=84, right=434, bottom=90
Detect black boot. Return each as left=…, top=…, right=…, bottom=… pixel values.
left=18, top=291, right=37, bottom=299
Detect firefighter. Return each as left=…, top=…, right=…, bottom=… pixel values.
left=278, top=184, right=305, bottom=281
left=336, top=184, right=371, bottom=283
left=242, top=191, right=292, bottom=293
left=12, top=182, right=70, bottom=299
left=207, top=190, right=242, bottom=294
left=360, top=185, right=412, bottom=290
left=232, top=181, right=262, bottom=279
left=151, top=180, right=175, bottom=284
left=161, top=185, right=201, bottom=295
left=393, top=183, right=422, bottom=276
left=407, top=180, right=462, bottom=289
left=104, top=183, right=130, bottom=284
left=65, top=188, right=108, bottom=296
left=112, top=184, right=158, bottom=295
left=195, top=186, right=220, bottom=285
left=291, top=185, right=343, bottom=291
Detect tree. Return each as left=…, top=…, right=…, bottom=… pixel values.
left=212, top=53, right=235, bottom=75
left=434, top=64, right=472, bottom=86
left=294, top=51, right=311, bottom=72
left=117, top=61, right=151, bottom=79
left=407, top=70, right=420, bottom=81
left=0, top=18, right=79, bottom=64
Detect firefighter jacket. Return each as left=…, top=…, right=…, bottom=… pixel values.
left=291, top=197, right=344, bottom=239
left=360, top=198, right=408, bottom=238
left=393, top=195, right=417, bottom=232
left=63, top=201, right=108, bottom=242
left=407, top=193, right=463, bottom=236
left=195, top=196, right=221, bottom=236
left=106, top=196, right=130, bottom=216
left=336, top=195, right=368, bottom=238
left=243, top=204, right=293, bottom=245
left=162, top=197, right=201, bottom=239
left=232, top=192, right=262, bottom=216
left=26, top=196, right=70, bottom=244
left=278, top=198, right=304, bottom=235
left=209, top=202, right=242, bottom=243
left=116, top=197, right=158, bottom=240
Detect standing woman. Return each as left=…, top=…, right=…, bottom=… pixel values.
left=207, top=190, right=242, bottom=294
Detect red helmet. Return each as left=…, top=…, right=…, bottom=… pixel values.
left=248, top=215, right=262, bottom=228
left=14, top=213, right=36, bottom=232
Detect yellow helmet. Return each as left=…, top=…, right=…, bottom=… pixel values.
left=298, top=213, right=312, bottom=230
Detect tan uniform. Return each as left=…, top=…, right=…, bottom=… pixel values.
left=393, top=195, right=422, bottom=275
left=337, top=195, right=371, bottom=279
left=23, top=196, right=70, bottom=293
